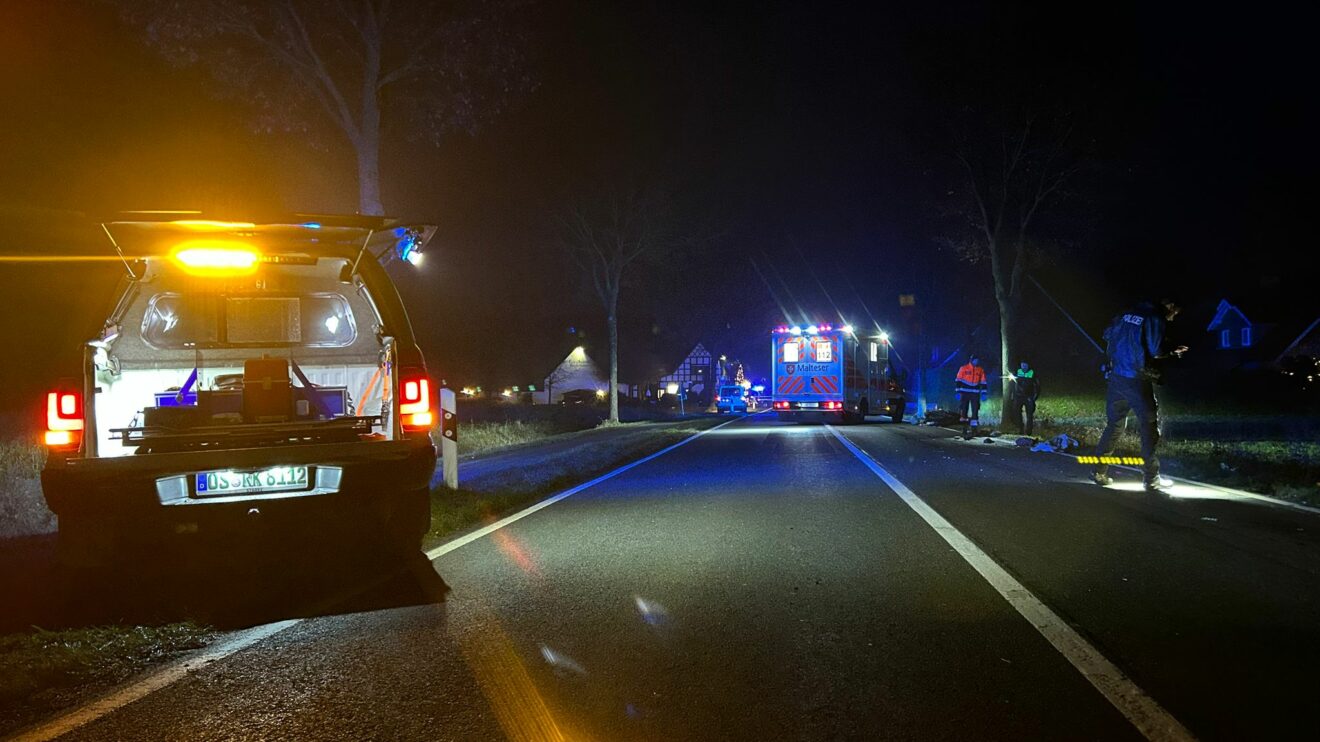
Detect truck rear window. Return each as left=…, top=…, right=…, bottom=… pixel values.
left=142, top=293, right=357, bottom=349
left=813, top=339, right=832, bottom=362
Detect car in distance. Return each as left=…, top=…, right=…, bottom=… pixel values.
left=559, top=388, right=605, bottom=406
left=715, top=385, right=749, bottom=413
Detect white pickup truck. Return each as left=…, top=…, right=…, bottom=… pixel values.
left=40, top=214, right=439, bottom=566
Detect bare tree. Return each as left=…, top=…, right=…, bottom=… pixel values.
left=555, top=183, right=683, bottom=424
left=114, top=0, right=535, bottom=215
left=942, top=109, right=1080, bottom=397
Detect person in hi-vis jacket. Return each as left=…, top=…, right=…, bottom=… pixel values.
left=955, top=355, right=988, bottom=429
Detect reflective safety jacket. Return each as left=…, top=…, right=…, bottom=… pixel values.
left=1012, top=369, right=1040, bottom=401
left=1103, top=302, right=1166, bottom=381
left=955, top=363, right=988, bottom=395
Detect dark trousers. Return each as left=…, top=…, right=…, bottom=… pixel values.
left=957, top=392, right=981, bottom=426
left=1011, top=397, right=1037, bottom=435
left=1095, top=375, right=1161, bottom=481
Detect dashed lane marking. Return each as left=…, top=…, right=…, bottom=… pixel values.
left=828, top=425, right=1197, bottom=742
left=10, top=416, right=744, bottom=742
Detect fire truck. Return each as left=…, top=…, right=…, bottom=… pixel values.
left=770, top=323, right=905, bottom=423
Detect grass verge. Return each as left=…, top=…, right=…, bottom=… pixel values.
left=0, top=622, right=213, bottom=729
left=426, top=417, right=724, bottom=543
left=981, top=393, right=1320, bottom=506
left=455, top=420, right=562, bottom=457
left=0, top=438, right=44, bottom=482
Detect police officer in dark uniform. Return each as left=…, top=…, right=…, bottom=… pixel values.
left=1092, top=299, right=1188, bottom=492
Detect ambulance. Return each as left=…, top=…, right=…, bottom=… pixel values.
left=770, top=323, right=905, bottom=423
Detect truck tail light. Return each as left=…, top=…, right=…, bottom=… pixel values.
left=46, top=390, right=84, bottom=449
left=824, top=401, right=843, bottom=410
left=774, top=401, right=789, bottom=410
left=398, top=370, right=433, bottom=431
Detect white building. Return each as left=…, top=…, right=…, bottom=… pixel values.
left=659, top=343, right=714, bottom=400
left=534, top=346, right=609, bottom=404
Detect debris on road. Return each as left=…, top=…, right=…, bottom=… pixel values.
left=1049, top=434, right=1081, bottom=451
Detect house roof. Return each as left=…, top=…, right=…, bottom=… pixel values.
left=658, top=343, right=714, bottom=378
left=1276, top=316, right=1320, bottom=363
left=1205, top=299, right=1251, bottom=332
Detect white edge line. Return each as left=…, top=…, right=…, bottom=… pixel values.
left=8, top=620, right=298, bottom=742
left=941, top=427, right=1320, bottom=518
left=827, top=425, right=1197, bottom=742
left=12, top=416, right=741, bottom=742
left=426, top=414, right=742, bottom=560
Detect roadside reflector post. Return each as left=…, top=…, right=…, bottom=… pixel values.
left=440, top=387, right=458, bottom=490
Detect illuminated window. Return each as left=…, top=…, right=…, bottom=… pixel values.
left=1241, top=327, right=1251, bottom=346
left=783, top=341, right=800, bottom=363
left=1220, top=329, right=1230, bottom=348
left=814, top=339, right=832, bottom=362
left=142, top=292, right=355, bottom=349
left=869, top=342, right=879, bottom=363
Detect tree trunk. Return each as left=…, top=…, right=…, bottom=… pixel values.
left=607, top=303, right=620, bottom=424
left=355, top=131, right=384, bottom=216
left=356, top=34, right=384, bottom=216
left=997, top=292, right=1020, bottom=400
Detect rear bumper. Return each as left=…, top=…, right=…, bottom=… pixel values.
left=42, top=438, right=436, bottom=540
left=776, top=409, right=845, bottom=423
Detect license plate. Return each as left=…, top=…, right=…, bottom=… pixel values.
left=195, top=466, right=310, bottom=496
left=798, top=402, right=819, bottom=408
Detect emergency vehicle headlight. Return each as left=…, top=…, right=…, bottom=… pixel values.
left=171, top=242, right=261, bottom=276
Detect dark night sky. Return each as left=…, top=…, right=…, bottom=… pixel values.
left=1, top=0, right=1315, bottom=411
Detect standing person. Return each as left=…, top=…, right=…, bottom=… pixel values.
left=955, top=355, right=988, bottom=436
left=1092, top=298, right=1188, bottom=492
left=1010, top=360, right=1041, bottom=436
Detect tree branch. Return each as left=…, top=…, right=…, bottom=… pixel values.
left=955, top=148, right=994, bottom=247
left=377, top=12, right=454, bottom=88
left=280, top=0, right=361, bottom=141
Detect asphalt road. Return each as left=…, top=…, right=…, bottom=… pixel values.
left=26, top=416, right=1320, bottom=741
